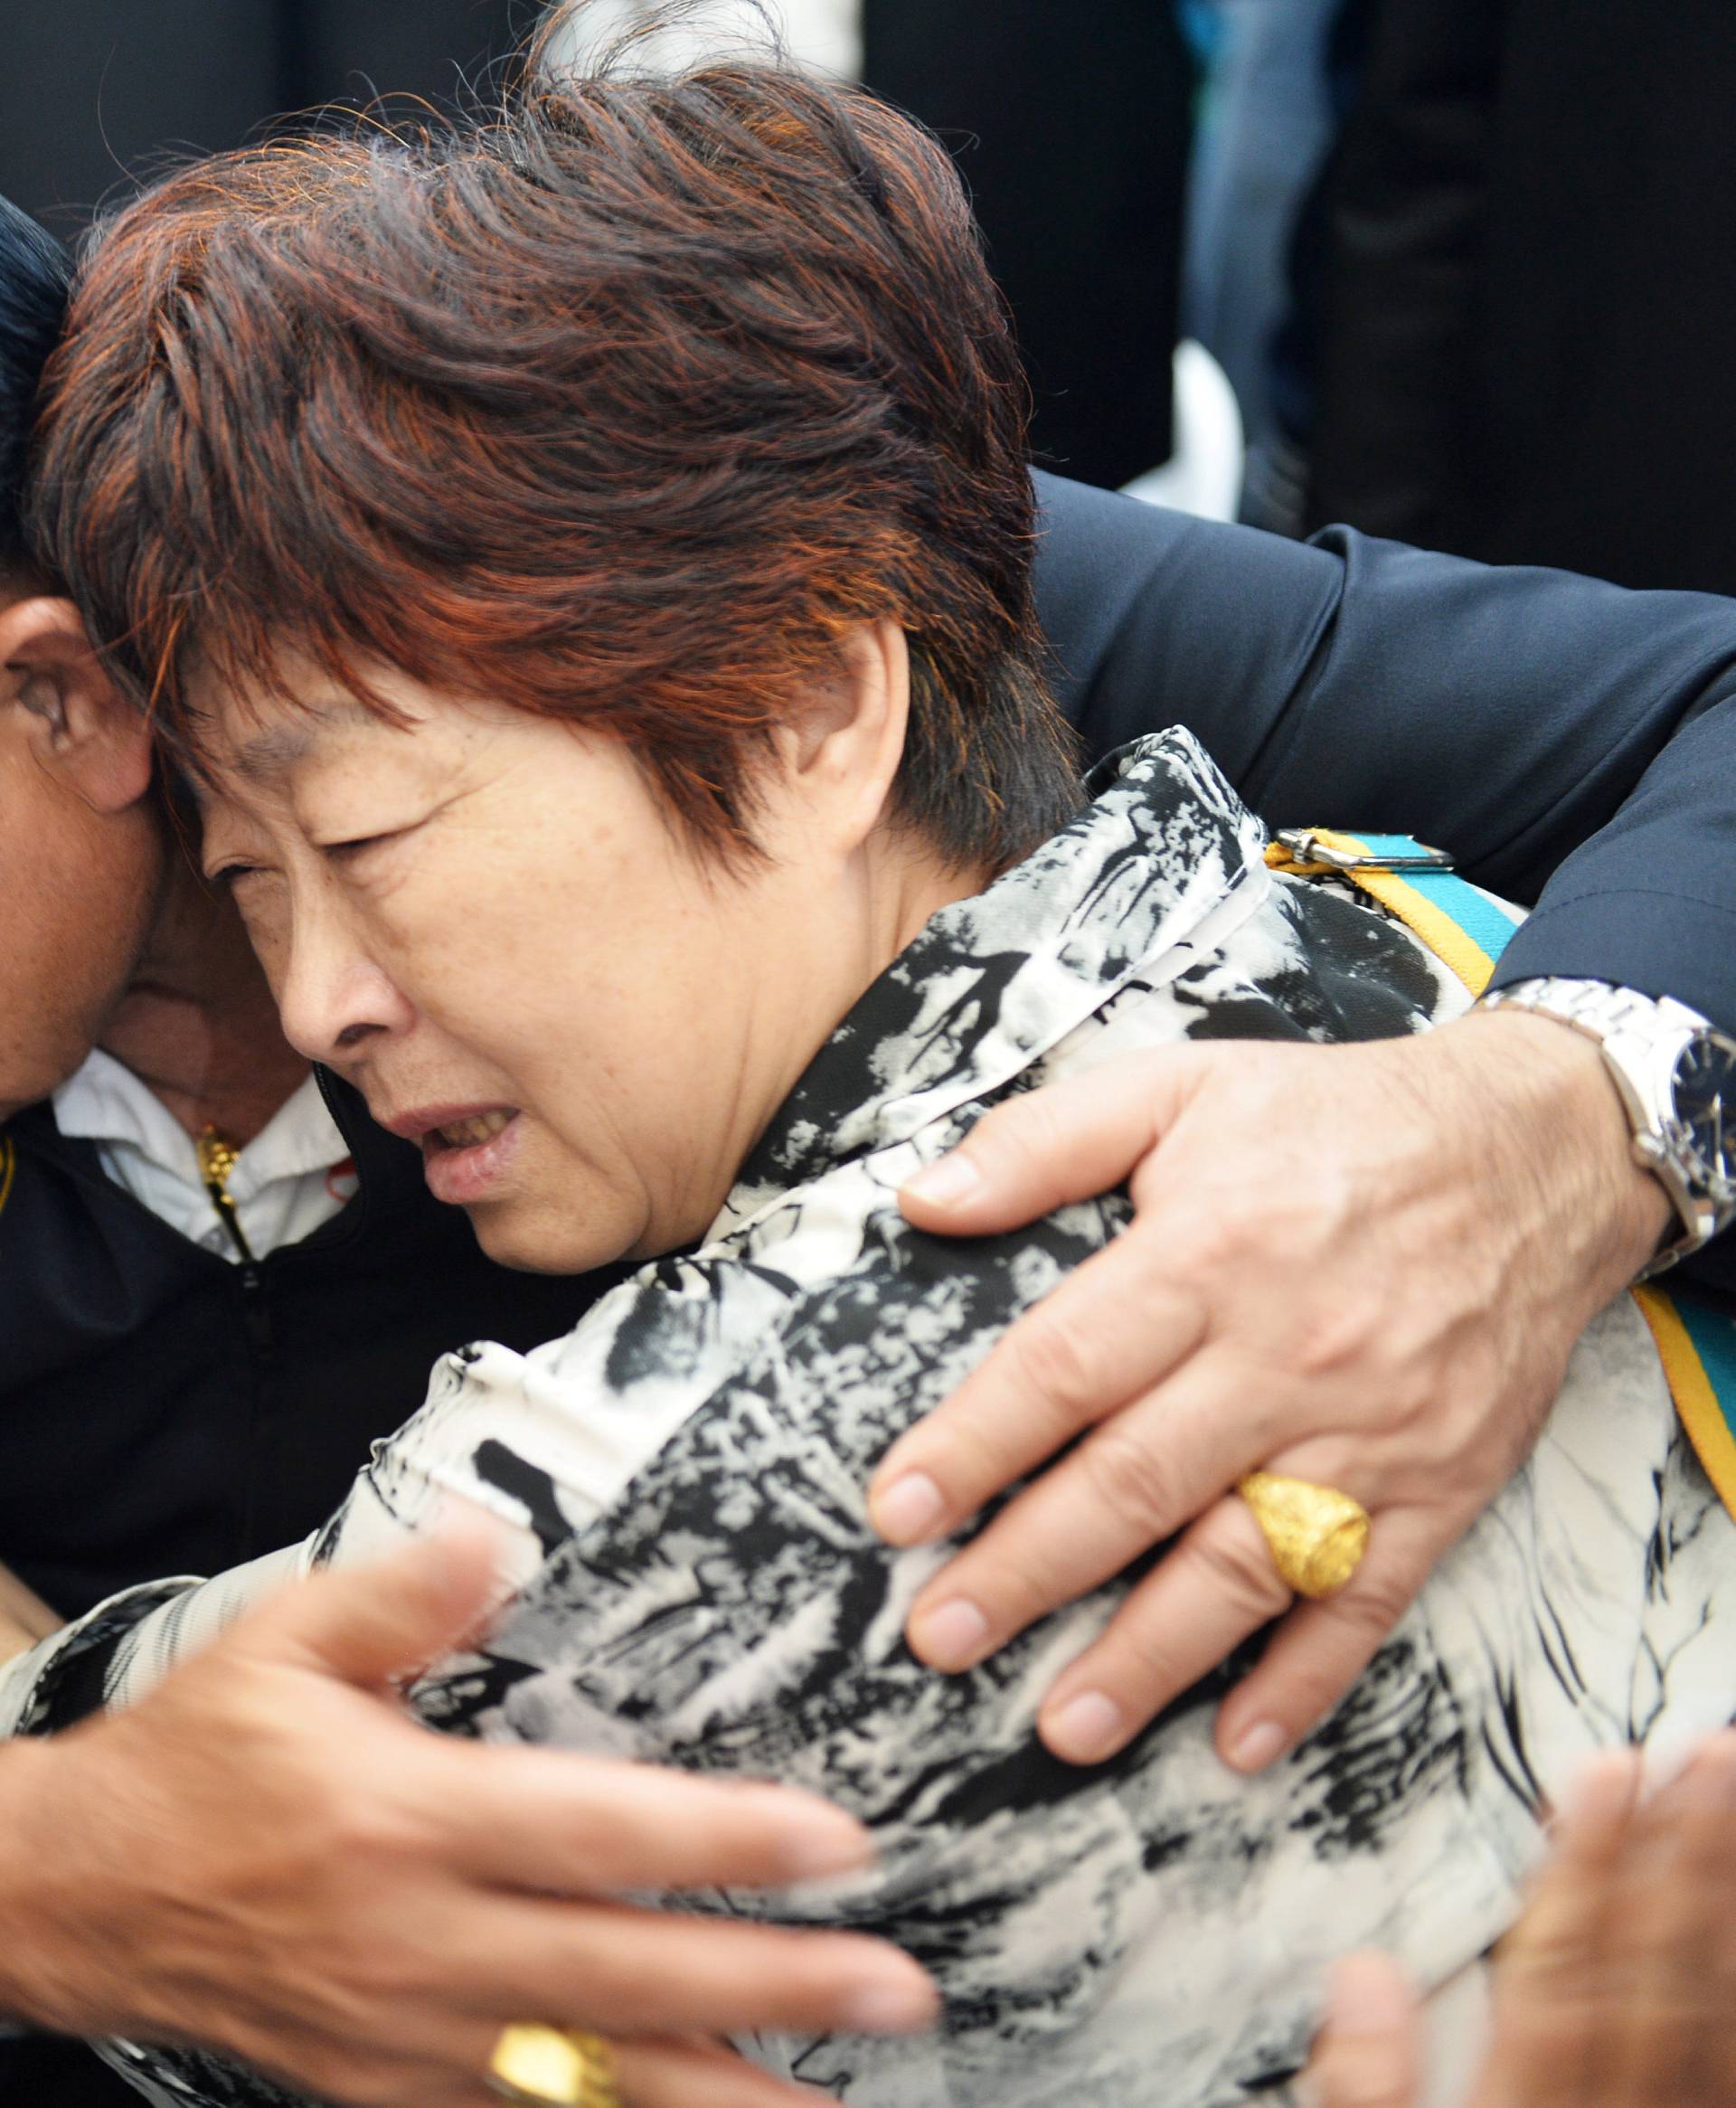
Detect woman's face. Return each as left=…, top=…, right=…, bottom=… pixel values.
left=195, top=643, right=946, bottom=1273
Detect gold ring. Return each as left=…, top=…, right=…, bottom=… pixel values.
left=488, top=2024, right=623, bottom=2108
left=1235, top=1470, right=1370, bottom=1597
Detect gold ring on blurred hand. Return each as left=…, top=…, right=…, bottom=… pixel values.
left=487, top=2024, right=623, bottom=2108
left=1235, top=1470, right=1370, bottom=1598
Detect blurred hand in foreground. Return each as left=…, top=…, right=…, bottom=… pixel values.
left=0, top=1558, right=58, bottom=1666
left=0, top=1523, right=935, bottom=2108
left=1307, top=1734, right=1736, bottom=2107
left=873, top=1014, right=1670, bottom=1771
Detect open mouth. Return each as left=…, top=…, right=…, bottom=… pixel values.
left=418, top=1106, right=523, bottom=1204
left=424, top=1107, right=518, bottom=1152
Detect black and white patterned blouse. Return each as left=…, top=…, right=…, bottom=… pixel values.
left=6, top=733, right=1733, bottom=2108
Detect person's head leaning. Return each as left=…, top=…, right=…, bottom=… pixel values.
left=0, top=194, right=164, bottom=1122
left=29, top=49, right=1084, bottom=1271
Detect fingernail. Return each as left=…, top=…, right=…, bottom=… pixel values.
left=902, top=1155, right=983, bottom=1208
left=1557, top=1748, right=1638, bottom=1829
left=1226, top=1720, right=1288, bottom=1773
left=873, top=1471, right=947, bottom=1545
left=1045, top=1690, right=1125, bottom=1764
left=778, top=1808, right=876, bottom=1879
left=844, top=1971, right=939, bottom=2035
left=911, top=1596, right=989, bottom=1670
left=1326, top=1952, right=1413, bottom=2035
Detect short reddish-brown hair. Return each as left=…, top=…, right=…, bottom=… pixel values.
left=27, top=43, right=1080, bottom=866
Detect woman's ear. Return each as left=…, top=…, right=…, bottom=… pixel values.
left=0, top=593, right=153, bottom=812
left=782, top=619, right=910, bottom=850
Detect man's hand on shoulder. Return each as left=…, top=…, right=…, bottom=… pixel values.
left=872, top=1013, right=1671, bottom=1772
left=0, top=1525, right=934, bottom=2107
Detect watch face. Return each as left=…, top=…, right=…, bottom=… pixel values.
left=1671, top=1034, right=1736, bottom=1196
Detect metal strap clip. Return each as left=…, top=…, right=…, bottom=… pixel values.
left=1273, top=828, right=1457, bottom=874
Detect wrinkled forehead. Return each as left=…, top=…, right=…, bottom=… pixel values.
left=181, top=646, right=437, bottom=802
left=183, top=696, right=378, bottom=815
left=183, top=659, right=530, bottom=845
left=222, top=699, right=385, bottom=781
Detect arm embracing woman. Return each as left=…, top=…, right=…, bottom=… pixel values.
left=9, top=21, right=1734, bottom=2106
left=0, top=1529, right=920, bottom=2108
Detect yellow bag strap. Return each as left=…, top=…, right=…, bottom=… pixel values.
left=1633, top=1286, right=1736, bottom=1521
left=1265, top=827, right=1521, bottom=997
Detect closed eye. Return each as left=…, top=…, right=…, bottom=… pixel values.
left=320, top=832, right=401, bottom=862
left=208, top=862, right=264, bottom=892
left=316, top=817, right=435, bottom=868
left=318, top=799, right=451, bottom=869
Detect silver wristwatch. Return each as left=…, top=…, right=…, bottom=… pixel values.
left=1480, top=976, right=1736, bottom=1274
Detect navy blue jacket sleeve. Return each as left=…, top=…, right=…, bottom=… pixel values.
left=1033, top=472, right=1736, bottom=1021
left=1030, top=471, right=1736, bottom=1291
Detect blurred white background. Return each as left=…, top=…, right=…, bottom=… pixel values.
left=549, top=0, right=862, bottom=79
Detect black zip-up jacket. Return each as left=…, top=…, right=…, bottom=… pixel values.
left=0, top=1077, right=606, bottom=1623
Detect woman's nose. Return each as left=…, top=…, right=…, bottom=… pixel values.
left=276, top=922, right=414, bottom=1065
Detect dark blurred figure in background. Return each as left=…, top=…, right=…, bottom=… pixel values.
left=1184, top=0, right=1341, bottom=505
left=0, top=0, right=533, bottom=228
left=1185, top=0, right=1374, bottom=535
left=1302, top=0, right=1736, bottom=595
left=862, top=0, right=1193, bottom=490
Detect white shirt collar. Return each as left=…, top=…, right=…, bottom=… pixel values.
left=52, top=1048, right=354, bottom=1258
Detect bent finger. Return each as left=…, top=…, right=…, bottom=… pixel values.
left=872, top=1236, right=1210, bottom=1549
left=897, top=1051, right=1195, bottom=1235
left=1033, top=1493, right=1293, bottom=1765
left=1213, top=1524, right=1435, bottom=1773
left=1606, top=1733, right=1736, bottom=2099
left=258, top=2020, right=814, bottom=2108
left=1304, top=1952, right=1422, bottom=2108
left=1473, top=1752, right=1640, bottom=2105
left=416, top=1745, right=873, bottom=1893
left=1511, top=1746, right=1639, bottom=1955
left=900, top=1362, right=1262, bottom=1678
left=241, top=1517, right=521, bottom=1690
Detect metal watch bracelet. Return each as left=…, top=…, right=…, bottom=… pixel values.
left=1479, top=975, right=1734, bottom=1275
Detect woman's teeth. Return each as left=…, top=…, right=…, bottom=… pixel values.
left=435, top=1110, right=515, bottom=1149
